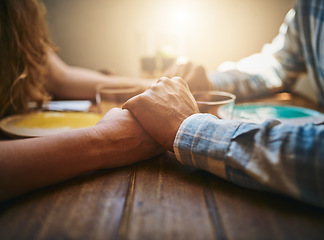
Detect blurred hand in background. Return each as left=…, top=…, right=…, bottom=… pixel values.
left=164, top=62, right=212, bottom=92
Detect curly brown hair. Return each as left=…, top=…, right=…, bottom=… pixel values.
left=0, top=0, right=56, bottom=118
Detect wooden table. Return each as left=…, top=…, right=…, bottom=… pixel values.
left=1, top=93, right=324, bottom=240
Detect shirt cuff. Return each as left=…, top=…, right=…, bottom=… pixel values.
left=173, top=113, right=242, bottom=180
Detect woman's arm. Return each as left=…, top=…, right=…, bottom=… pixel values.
left=0, top=108, right=163, bottom=202
left=44, top=52, right=156, bottom=100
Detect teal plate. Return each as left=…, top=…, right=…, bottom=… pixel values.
left=232, top=104, right=323, bottom=123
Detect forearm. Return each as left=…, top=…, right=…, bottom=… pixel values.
left=0, top=128, right=99, bottom=201
left=0, top=108, right=163, bottom=202
left=45, top=52, right=156, bottom=100
left=49, top=66, right=124, bottom=100
left=209, top=9, right=306, bottom=100
left=208, top=54, right=285, bottom=100
left=0, top=127, right=133, bottom=202
left=174, top=114, right=324, bottom=208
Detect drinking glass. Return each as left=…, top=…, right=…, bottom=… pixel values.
left=96, top=83, right=142, bottom=113
left=193, top=91, right=236, bottom=119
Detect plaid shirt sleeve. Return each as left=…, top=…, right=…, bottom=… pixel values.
left=174, top=113, right=324, bottom=208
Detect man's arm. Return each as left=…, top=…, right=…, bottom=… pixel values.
left=0, top=108, right=163, bottom=202
left=174, top=114, right=324, bottom=208
left=166, top=8, right=307, bottom=100
left=124, top=77, right=324, bottom=208
left=209, top=8, right=306, bottom=100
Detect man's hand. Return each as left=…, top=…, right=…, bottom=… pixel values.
left=164, top=62, right=212, bottom=92
left=123, top=77, right=200, bottom=152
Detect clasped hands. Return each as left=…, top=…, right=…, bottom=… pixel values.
left=117, top=62, right=211, bottom=154
left=92, top=63, right=209, bottom=166
left=123, top=76, right=200, bottom=152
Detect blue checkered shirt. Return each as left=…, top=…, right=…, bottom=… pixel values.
left=174, top=0, right=324, bottom=208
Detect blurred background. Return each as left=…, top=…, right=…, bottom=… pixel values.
left=43, top=0, right=295, bottom=78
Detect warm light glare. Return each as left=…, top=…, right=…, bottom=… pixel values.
left=170, top=6, right=192, bottom=30
left=144, top=2, right=201, bottom=58
left=167, top=4, right=196, bottom=32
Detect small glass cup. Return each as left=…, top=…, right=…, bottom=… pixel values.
left=193, top=91, right=236, bottom=119
left=96, top=83, right=142, bottom=113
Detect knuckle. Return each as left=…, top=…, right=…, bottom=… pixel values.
left=158, top=77, right=169, bottom=82
left=172, top=76, right=187, bottom=86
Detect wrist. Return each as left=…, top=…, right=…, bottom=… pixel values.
left=86, top=125, right=142, bottom=169
left=85, top=126, right=113, bottom=169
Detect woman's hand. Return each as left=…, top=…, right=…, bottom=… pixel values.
left=0, top=108, right=164, bottom=202
left=123, top=77, right=200, bottom=152
left=91, top=108, right=165, bottom=168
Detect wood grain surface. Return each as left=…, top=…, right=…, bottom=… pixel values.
left=1, top=93, right=324, bottom=240
left=1, top=152, right=324, bottom=240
